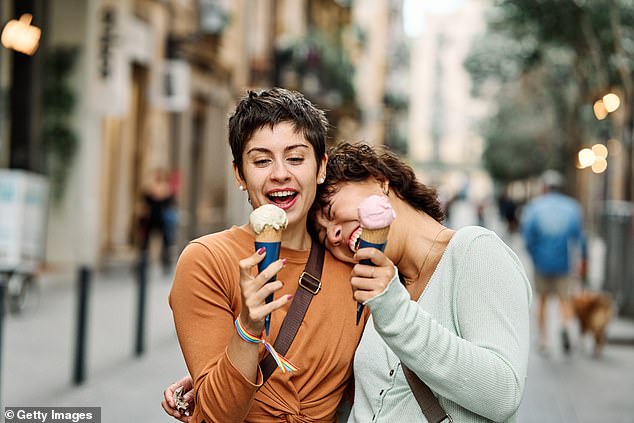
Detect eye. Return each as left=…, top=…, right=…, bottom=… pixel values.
left=287, top=156, right=304, bottom=164
left=253, top=158, right=271, bottom=167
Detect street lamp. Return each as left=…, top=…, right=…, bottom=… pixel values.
left=593, top=100, right=608, bottom=120
left=578, top=143, right=609, bottom=174
left=592, top=157, right=607, bottom=173
left=593, top=92, right=621, bottom=120
left=589, top=92, right=620, bottom=176
left=602, top=93, right=620, bottom=113
left=578, top=148, right=595, bottom=169
left=592, top=143, right=608, bottom=159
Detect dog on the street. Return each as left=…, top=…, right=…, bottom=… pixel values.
left=571, top=291, right=613, bottom=358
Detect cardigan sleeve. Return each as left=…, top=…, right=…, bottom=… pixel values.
left=366, top=232, right=531, bottom=421
left=169, top=241, right=263, bottom=423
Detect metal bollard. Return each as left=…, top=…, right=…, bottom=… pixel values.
left=135, top=253, right=148, bottom=356
left=73, top=266, right=91, bottom=385
left=0, top=275, right=7, bottom=407
left=601, top=201, right=633, bottom=315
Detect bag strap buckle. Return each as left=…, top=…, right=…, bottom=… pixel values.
left=299, top=271, right=321, bottom=294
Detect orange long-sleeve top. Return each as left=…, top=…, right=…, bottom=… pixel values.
left=169, top=226, right=366, bottom=423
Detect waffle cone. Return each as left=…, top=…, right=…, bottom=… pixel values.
left=255, top=226, right=283, bottom=242
left=360, top=226, right=390, bottom=244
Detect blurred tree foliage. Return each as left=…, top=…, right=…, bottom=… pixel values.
left=465, top=0, right=634, bottom=192
left=41, top=47, right=78, bottom=204
left=275, top=28, right=359, bottom=140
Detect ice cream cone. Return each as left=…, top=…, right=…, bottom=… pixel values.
left=355, top=195, right=396, bottom=325
left=359, top=226, right=390, bottom=245
left=249, top=204, right=288, bottom=335
left=255, top=226, right=283, bottom=243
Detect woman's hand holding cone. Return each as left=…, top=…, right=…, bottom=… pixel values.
left=351, top=248, right=396, bottom=304
left=238, top=249, right=292, bottom=334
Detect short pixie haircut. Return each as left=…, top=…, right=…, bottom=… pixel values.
left=228, top=88, right=329, bottom=178
left=315, top=142, right=444, bottom=223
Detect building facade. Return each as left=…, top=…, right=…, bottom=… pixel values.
left=2, top=0, right=361, bottom=271
left=407, top=1, right=491, bottom=200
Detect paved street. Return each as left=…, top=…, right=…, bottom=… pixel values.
left=1, top=229, right=633, bottom=422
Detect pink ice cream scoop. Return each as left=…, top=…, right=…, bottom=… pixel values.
left=358, top=195, right=396, bottom=229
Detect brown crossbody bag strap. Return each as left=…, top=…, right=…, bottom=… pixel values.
left=401, top=363, right=452, bottom=423
left=397, top=270, right=451, bottom=422
left=259, top=238, right=325, bottom=384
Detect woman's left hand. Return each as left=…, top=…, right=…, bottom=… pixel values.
left=161, top=374, right=194, bottom=422
left=351, top=248, right=396, bottom=303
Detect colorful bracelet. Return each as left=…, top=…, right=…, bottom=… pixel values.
left=234, top=318, right=299, bottom=373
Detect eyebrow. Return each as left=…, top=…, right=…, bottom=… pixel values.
left=246, top=144, right=310, bottom=156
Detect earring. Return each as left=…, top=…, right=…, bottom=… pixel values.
left=383, top=186, right=389, bottom=195
left=239, top=185, right=245, bottom=191
left=318, top=177, right=325, bottom=184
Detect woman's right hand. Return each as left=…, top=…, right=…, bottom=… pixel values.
left=237, top=248, right=292, bottom=334
left=352, top=247, right=396, bottom=303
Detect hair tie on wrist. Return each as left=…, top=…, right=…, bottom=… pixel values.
left=234, top=318, right=298, bottom=373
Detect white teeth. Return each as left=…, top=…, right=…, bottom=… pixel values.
left=269, top=191, right=295, bottom=197
left=348, top=227, right=362, bottom=252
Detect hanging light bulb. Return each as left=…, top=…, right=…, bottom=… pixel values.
left=593, top=100, right=608, bottom=120
left=578, top=148, right=595, bottom=169
left=602, top=93, right=620, bottom=113
left=1, top=14, right=41, bottom=55
left=591, top=157, right=607, bottom=173
left=591, top=143, right=608, bottom=159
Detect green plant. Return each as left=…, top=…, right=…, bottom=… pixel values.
left=277, top=29, right=357, bottom=108
left=41, top=46, right=78, bottom=204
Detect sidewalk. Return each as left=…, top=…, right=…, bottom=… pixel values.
left=1, top=262, right=188, bottom=422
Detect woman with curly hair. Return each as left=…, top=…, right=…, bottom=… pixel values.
left=312, top=142, right=530, bottom=422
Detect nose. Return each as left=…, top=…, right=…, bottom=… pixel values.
left=270, top=160, right=291, bottom=182
left=326, top=223, right=343, bottom=246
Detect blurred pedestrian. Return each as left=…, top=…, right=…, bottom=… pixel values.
left=164, top=169, right=182, bottom=250
left=498, top=191, right=519, bottom=233
left=446, top=186, right=479, bottom=229
left=520, top=170, right=587, bottom=355
left=137, top=168, right=177, bottom=271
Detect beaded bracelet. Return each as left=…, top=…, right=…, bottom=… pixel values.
left=234, top=318, right=299, bottom=373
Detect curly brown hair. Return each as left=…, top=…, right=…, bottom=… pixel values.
left=314, top=142, right=444, bottom=222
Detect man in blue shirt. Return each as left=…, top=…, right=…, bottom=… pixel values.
left=521, top=170, right=587, bottom=354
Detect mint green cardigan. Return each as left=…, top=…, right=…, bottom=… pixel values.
left=349, top=226, right=532, bottom=422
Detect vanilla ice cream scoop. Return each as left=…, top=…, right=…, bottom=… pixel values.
left=249, top=204, right=288, bottom=236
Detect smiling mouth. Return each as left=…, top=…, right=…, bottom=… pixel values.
left=348, top=227, right=362, bottom=253
left=268, top=190, right=298, bottom=209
